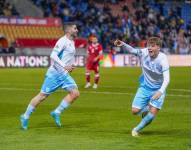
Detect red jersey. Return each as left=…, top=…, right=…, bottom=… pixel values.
left=87, top=43, right=103, bottom=64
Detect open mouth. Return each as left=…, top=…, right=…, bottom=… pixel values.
left=148, top=50, right=153, bottom=54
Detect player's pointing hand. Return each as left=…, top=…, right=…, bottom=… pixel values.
left=114, top=39, right=123, bottom=47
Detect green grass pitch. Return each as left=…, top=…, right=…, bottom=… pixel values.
left=0, top=67, right=191, bottom=150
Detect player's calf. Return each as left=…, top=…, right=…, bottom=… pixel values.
left=51, top=89, right=80, bottom=127
left=133, top=112, right=155, bottom=134
left=30, top=92, right=49, bottom=107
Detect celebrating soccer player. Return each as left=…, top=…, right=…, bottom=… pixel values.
left=85, top=35, right=103, bottom=89
left=20, top=23, right=80, bottom=130
left=114, top=37, right=170, bottom=137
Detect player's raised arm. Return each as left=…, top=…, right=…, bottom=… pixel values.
left=114, top=39, right=140, bottom=55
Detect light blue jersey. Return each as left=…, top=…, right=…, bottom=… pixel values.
left=122, top=43, right=170, bottom=109
left=137, top=48, right=169, bottom=92
left=41, top=35, right=77, bottom=94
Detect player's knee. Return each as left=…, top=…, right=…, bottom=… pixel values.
left=70, top=90, right=80, bottom=100
left=38, top=93, right=48, bottom=101
left=85, top=72, right=90, bottom=75
left=74, top=90, right=80, bottom=99
left=95, top=73, right=99, bottom=77
left=132, top=108, right=141, bottom=115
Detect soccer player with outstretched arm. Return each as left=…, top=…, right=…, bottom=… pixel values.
left=20, top=23, right=80, bottom=130
left=114, top=37, right=170, bottom=137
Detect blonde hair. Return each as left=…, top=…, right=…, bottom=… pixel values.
left=147, top=37, right=162, bottom=47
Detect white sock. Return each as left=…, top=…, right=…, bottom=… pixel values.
left=54, top=100, right=70, bottom=114
left=23, top=104, right=35, bottom=119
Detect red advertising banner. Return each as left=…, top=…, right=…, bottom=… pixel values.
left=16, top=39, right=57, bottom=48
left=0, top=17, right=62, bottom=26
left=16, top=38, right=87, bottom=48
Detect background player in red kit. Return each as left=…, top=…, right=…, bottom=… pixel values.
left=85, top=35, right=103, bottom=89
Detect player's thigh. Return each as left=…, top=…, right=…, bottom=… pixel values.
left=61, top=74, right=78, bottom=92
left=86, top=62, right=93, bottom=71
left=149, top=92, right=166, bottom=110
left=94, top=64, right=100, bottom=74
left=132, top=87, right=151, bottom=109
left=41, top=75, right=62, bottom=94
left=85, top=68, right=91, bottom=73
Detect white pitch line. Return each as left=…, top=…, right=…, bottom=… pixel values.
left=0, top=87, right=191, bottom=98
left=0, top=83, right=191, bottom=92
left=102, top=85, right=191, bottom=93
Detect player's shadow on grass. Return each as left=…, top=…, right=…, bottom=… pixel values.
left=142, top=129, right=188, bottom=137
left=34, top=120, right=131, bottom=135
left=34, top=120, right=95, bottom=129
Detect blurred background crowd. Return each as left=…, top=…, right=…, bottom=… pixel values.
left=0, top=0, right=191, bottom=54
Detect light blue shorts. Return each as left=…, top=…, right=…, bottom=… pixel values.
left=41, top=70, right=77, bottom=94
left=132, top=86, right=166, bottom=110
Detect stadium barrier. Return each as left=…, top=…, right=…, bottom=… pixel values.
left=0, top=54, right=190, bottom=68
left=0, top=17, right=62, bottom=26
left=101, top=54, right=191, bottom=67
left=0, top=55, right=85, bottom=68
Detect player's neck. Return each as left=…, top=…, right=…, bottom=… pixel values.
left=92, top=43, right=98, bottom=46
left=150, top=52, right=160, bottom=59
left=65, top=34, right=74, bottom=41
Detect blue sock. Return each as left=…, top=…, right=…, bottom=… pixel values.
left=23, top=104, right=35, bottom=119
left=54, top=100, right=70, bottom=114
left=137, top=106, right=149, bottom=115
left=134, top=112, right=155, bottom=132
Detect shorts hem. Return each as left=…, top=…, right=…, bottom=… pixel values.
left=40, top=90, right=51, bottom=95
left=132, top=105, right=142, bottom=109
left=61, top=85, right=78, bottom=92
left=149, top=103, right=162, bottom=110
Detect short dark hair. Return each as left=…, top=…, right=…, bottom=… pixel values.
left=63, top=22, right=77, bottom=32
left=147, top=37, right=162, bottom=47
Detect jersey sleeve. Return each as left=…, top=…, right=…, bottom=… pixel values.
left=158, top=55, right=170, bottom=93
left=161, top=55, right=169, bottom=72
left=99, top=44, right=103, bottom=54
left=52, top=38, right=66, bottom=55
left=159, top=69, right=170, bottom=93
left=122, top=42, right=142, bottom=56
left=50, top=37, right=67, bottom=68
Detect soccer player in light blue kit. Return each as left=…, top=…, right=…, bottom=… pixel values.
left=114, top=37, right=170, bottom=137
left=20, top=23, right=80, bottom=130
